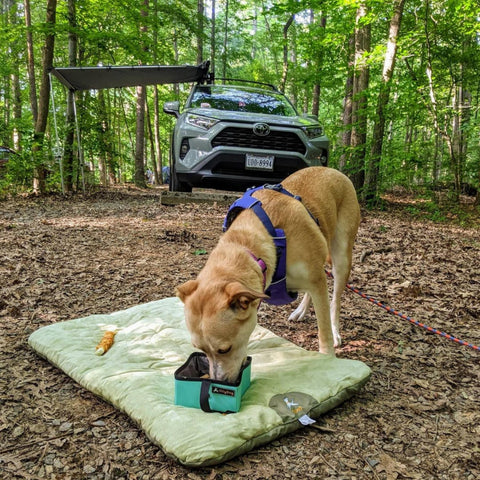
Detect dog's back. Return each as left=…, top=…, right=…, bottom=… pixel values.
left=254, top=166, right=360, bottom=251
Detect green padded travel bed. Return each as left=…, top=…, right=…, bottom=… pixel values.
left=28, top=297, right=371, bottom=467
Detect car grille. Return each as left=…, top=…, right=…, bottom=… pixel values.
left=212, top=127, right=306, bottom=155
left=209, top=154, right=308, bottom=179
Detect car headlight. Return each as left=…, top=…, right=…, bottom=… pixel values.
left=186, top=113, right=219, bottom=130
left=302, top=125, right=324, bottom=139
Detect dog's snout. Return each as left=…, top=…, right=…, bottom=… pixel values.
left=212, top=364, right=232, bottom=382
left=209, top=362, right=225, bottom=381
left=208, top=361, right=241, bottom=383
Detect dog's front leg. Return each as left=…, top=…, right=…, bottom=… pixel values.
left=309, top=277, right=335, bottom=356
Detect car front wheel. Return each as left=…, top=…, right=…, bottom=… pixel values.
left=169, top=164, right=192, bottom=192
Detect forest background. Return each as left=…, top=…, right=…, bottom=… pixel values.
left=0, top=0, right=479, bottom=207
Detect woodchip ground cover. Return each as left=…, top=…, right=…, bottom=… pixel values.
left=1, top=188, right=479, bottom=479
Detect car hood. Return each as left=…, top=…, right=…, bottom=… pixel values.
left=184, top=108, right=319, bottom=128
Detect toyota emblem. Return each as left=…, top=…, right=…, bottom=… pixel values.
left=253, top=123, right=270, bottom=136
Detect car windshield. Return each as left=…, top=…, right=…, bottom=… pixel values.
left=188, top=85, right=298, bottom=117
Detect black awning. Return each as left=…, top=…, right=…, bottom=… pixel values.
left=50, top=62, right=210, bottom=91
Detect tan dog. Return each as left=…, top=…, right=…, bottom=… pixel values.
left=176, top=167, right=360, bottom=382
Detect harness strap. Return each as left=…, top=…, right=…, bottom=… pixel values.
left=265, top=228, right=297, bottom=305
left=224, top=183, right=311, bottom=306
left=263, top=183, right=302, bottom=201
left=223, top=183, right=318, bottom=232
left=223, top=185, right=276, bottom=236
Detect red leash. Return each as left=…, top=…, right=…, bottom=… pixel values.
left=326, top=270, right=480, bottom=352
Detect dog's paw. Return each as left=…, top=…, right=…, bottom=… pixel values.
left=288, top=294, right=311, bottom=322
left=333, top=331, right=342, bottom=348
left=288, top=306, right=307, bottom=322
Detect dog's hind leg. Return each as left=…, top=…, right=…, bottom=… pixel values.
left=329, top=245, right=349, bottom=347
left=329, top=216, right=359, bottom=348
left=288, top=293, right=311, bottom=322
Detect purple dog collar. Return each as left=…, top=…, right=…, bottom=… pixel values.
left=247, top=250, right=267, bottom=290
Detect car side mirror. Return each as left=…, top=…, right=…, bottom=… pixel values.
left=163, top=101, right=180, bottom=118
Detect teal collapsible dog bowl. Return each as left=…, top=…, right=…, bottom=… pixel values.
left=174, top=352, right=251, bottom=413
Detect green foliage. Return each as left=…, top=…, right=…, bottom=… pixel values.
left=402, top=194, right=480, bottom=228
left=0, top=0, right=479, bottom=208
left=0, top=150, right=35, bottom=195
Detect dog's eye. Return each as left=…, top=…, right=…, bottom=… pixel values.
left=217, top=346, right=232, bottom=355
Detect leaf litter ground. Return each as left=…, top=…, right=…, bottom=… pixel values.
left=0, top=187, right=479, bottom=480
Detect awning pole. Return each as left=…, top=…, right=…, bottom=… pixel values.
left=72, top=94, right=86, bottom=193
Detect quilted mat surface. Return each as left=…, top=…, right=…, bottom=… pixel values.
left=28, top=297, right=371, bottom=467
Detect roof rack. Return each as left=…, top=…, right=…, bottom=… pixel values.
left=210, top=77, right=279, bottom=92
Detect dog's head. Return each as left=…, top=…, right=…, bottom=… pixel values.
left=176, top=280, right=267, bottom=382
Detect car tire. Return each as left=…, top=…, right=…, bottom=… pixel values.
left=169, top=163, right=192, bottom=192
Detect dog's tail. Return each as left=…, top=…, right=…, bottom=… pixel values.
left=325, top=254, right=332, bottom=267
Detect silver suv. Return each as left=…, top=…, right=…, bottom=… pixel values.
left=163, top=82, right=329, bottom=192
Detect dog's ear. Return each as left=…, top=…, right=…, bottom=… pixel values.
left=176, top=280, right=198, bottom=302
left=225, top=281, right=268, bottom=311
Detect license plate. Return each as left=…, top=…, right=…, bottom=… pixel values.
left=245, top=154, right=274, bottom=171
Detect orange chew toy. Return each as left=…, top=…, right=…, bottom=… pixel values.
left=95, top=331, right=116, bottom=355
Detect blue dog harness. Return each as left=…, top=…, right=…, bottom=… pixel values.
left=223, top=184, right=314, bottom=306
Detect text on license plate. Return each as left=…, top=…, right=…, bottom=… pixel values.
left=245, top=154, right=275, bottom=171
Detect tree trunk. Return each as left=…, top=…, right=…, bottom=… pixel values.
left=280, top=14, right=294, bottom=93
left=197, top=0, right=204, bottom=65
left=63, top=0, right=77, bottom=192
left=290, top=27, right=298, bottom=108
left=210, top=0, right=216, bottom=76
left=312, top=84, right=320, bottom=117
left=311, top=12, right=326, bottom=118
left=63, top=90, right=76, bottom=191
left=348, top=3, right=370, bottom=191
left=6, top=1, right=22, bottom=150
left=424, top=0, right=463, bottom=201
left=98, top=90, right=116, bottom=186
left=364, top=0, right=405, bottom=204
left=134, top=85, right=147, bottom=188
left=32, top=0, right=57, bottom=194
left=146, top=105, right=156, bottom=184
left=451, top=87, right=463, bottom=196
left=451, top=71, right=471, bottom=198
left=11, top=70, right=22, bottom=150
left=24, top=0, right=38, bottom=125
left=476, top=166, right=480, bottom=206
left=153, top=85, right=163, bottom=184
left=338, top=33, right=355, bottom=172
left=222, top=0, right=229, bottom=78
left=476, top=108, right=480, bottom=206
left=251, top=5, right=258, bottom=60
left=134, top=0, right=148, bottom=188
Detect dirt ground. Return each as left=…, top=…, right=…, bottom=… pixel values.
left=1, top=187, right=479, bottom=480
